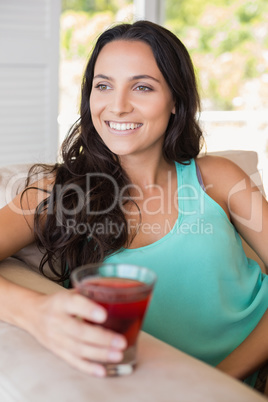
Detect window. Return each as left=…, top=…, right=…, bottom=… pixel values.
left=164, top=0, right=268, bottom=193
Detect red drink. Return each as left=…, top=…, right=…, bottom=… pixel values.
left=71, top=264, right=156, bottom=376
left=79, top=277, right=151, bottom=346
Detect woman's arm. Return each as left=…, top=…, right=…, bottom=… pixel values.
left=197, top=156, right=268, bottom=379
left=0, top=275, right=126, bottom=377
left=0, top=182, right=126, bottom=376
left=216, top=309, right=268, bottom=379
left=0, top=177, right=50, bottom=261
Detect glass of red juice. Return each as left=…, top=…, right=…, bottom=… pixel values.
left=71, top=263, right=156, bottom=376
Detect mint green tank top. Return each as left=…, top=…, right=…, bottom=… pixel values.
left=105, top=159, right=268, bottom=386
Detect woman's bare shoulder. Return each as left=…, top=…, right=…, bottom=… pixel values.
left=0, top=171, right=56, bottom=261
left=196, top=154, right=242, bottom=172
left=195, top=154, right=256, bottom=220
left=7, top=169, right=56, bottom=217
left=196, top=154, right=250, bottom=191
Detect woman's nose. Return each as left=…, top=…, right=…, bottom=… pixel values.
left=109, top=90, right=133, bottom=115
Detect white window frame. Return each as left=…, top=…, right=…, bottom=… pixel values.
left=134, top=0, right=165, bottom=24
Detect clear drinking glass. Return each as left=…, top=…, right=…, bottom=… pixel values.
left=71, top=263, right=157, bottom=376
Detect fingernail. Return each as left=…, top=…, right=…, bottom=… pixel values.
left=108, top=350, right=122, bottom=362
left=92, top=309, right=106, bottom=322
left=111, top=336, right=126, bottom=349
left=94, top=366, right=106, bottom=377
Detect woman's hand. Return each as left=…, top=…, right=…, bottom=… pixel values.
left=26, top=290, right=127, bottom=377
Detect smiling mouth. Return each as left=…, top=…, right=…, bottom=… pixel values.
left=106, top=121, right=143, bottom=131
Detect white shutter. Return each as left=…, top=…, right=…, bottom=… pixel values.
left=0, top=0, right=61, bottom=166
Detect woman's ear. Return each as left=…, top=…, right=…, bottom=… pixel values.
left=171, top=104, right=176, bottom=115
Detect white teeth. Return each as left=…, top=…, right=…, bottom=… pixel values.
left=108, top=122, right=141, bottom=131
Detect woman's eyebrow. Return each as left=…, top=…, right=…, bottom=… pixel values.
left=130, top=75, right=160, bottom=83
left=93, top=74, right=112, bottom=80
left=93, top=74, right=160, bottom=83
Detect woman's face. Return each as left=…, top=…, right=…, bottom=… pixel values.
left=90, top=40, right=175, bottom=159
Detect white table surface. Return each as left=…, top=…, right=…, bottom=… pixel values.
left=0, top=322, right=266, bottom=402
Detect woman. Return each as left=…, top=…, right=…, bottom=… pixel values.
left=0, top=21, right=267, bottom=390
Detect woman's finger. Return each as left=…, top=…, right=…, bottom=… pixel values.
left=55, top=290, right=108, bottom=323
left=54, top=346, right=107, bottom=377
left=56, top=334, right=124, bottom=363
left=57, top=314, right=127, bottom=350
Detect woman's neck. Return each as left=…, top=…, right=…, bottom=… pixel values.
left=119, top=153, right=174, bottom=190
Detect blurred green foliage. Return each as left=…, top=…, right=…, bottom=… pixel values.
left=165, top=0, right=268, bottom=110
left=62, top=0, right=131, bottom=13
left=62, top=0, right=94, bottom=12
left=60, top=0, right=268, bottom=111
left=60, top=0, right=133, bottom=59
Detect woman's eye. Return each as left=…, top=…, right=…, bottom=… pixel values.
left=96, top=84, right=110, bottom=91
left=135, top=85, right=151, bottom=92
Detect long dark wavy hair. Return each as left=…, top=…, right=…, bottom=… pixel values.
left=24, top=20, right=203, bottom=283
